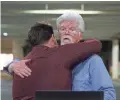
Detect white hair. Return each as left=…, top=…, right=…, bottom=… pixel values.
left=56, top=11, right=85, bottom=33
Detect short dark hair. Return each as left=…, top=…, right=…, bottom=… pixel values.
left=26, top=23, right=54, bottom=48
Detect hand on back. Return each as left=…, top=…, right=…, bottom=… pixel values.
left=11, top=59, right=32, bottom=78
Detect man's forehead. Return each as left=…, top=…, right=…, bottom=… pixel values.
left=60, top=20, right=78, bottom=25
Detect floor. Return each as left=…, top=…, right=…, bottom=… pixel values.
left=1, top=79, right=120, bottom=100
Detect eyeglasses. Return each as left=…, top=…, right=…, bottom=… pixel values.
left=59, top=27, right=80, bottom=34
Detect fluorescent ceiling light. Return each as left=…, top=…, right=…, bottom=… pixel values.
left=22, top=9, right=103, bottom=14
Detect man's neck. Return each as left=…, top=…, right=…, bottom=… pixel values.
left=42, top=43, right=56, bottom=48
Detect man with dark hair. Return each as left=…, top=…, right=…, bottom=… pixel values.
left=25, top=22, right=57, bottom=47
left=12, top=23, right=101, bottom=100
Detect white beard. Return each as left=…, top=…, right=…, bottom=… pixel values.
left=61, top=35, right=73, bottom=45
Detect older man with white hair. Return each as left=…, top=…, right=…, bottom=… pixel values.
left=56, top=11, right=116, bottom=100
left=4, top=11, right=116, bottom=100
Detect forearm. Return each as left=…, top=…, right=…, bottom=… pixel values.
left=68, top=39, right=101, bottom=59
left=60, top=39, right=102, bottom=69
left=3, top=59, right=20, bottom=74
left=75, top=39, right=102, bottom=61
left=3, top=61, right=14, bottom=74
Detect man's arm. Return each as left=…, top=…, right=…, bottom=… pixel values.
left=5, top=39, right=101, bottom=78
left=3, top=59, right=31, bottom=78
left=3, top=59, right=20, bottom=74
left=89, top=55, right=116, bottom=100
left=59, top=39, right=102, bottom=68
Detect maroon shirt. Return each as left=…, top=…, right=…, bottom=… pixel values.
left=13, top=39, right=101, bottom=100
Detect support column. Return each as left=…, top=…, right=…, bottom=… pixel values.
left=112, top=39, right=119, bottom=79
left=12, top=39, right=24, bottom=59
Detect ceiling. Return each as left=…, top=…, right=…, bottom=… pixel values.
left=1, top=1, right=120, bottom=40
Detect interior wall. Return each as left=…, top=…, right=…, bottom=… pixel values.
left=1, top=39, right=12, bottom=53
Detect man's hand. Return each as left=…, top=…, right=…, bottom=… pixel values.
left=10, top=59, right=32, bottom=78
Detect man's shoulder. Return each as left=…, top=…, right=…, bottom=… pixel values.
left=86, top=54, right=102, bottom=63
left=72, top=54, right=103, bottom=75
left=89, top=54, right=102, bottom=60
left=24, top=51, right=33, bottom=59
left=76, top=54, right=103, bottom=70
left=83, top=54, right=106, bottom=76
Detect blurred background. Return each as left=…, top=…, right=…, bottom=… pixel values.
left=0, top=1, right=120, bottom=100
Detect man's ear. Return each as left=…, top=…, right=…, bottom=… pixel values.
left=75, top=32, right=83, bottom=42
left=47, top=34, right=54, bottom=43
left=50, top=34, right=55, bottom=42
left=79, top=32, right=83, bottom=39
left=51, top=34, right=55, bottom=38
